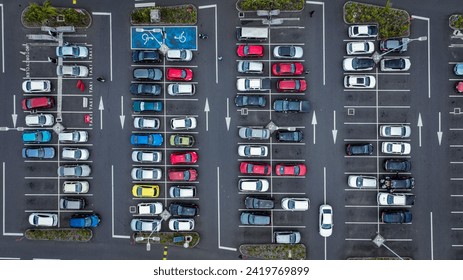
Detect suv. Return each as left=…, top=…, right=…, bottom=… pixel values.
left=348, top=175, right=377, bottom=188
left=346, top=143, right=373, bottom=155
left=22, top=97, right=55, bottom=111
left=56, top=65, right=88, bottom=77
left=132, top=50, right=161, bottom=63
left=273, top=99, right=310, bottom=113
left=60, top=197, right=86, bottom=210
left=130, top=83, right=161, bottom=96
left=381, top=210, right=412, bottom=224
left=169, top=186, right=196, bottom=198
left=169, top=203, right=199, bottom=217
left=56, top=45, right=89, bottom=58
left=384, top=159, right=411, bottom=172
left=380, top=177, right=414, bottom=190
left=63, top=181, right=89, bottom=193
left=275, top=130, right=303, bottom=142
left=69, top=214, right=100, bottom=228
left=169, top=134, right=194, bottom=147
left=234, top=95, right=266, bottom=107
left=237, top=61, right=264, bottom=74
left=240, top=212, right=270, bottom=225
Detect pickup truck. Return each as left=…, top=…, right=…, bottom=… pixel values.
left=133, top=101, right=163, bottom=112
left=380, top=177, right=414, bottom=190
left=273, top=99, right=310, bottom=113
left=377, top=193, right=415, bottom=206
left=236, top=78, right=270, bottom=91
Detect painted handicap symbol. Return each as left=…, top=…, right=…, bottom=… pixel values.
left=174, top=31, right=187, bottom=43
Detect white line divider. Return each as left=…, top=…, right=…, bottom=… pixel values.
left=1, top=4, right=4, bottom=73
left=3, top=162, right=23, bottom=237
left=430, top=212, right=434, bottom=260
left=217, top=166, right=237, bottom=251
left=111, top=165, right=130, bottom=239
left=92, top=12, right=113, bottom=81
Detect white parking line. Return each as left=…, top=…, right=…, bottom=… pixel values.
left=345, top=238, right=372, bottom=241
left=344, top=188, right=381, bottom=192
left=343, top=89, right=410, bottom=92
left=430, top=212, right=434, bottom=260
left=344, top=122, right=410, bottom=125
left=344, top=172, right=411, bottom=175
left=344, top=105, right=411, bottom=109
left=25, top=210, right=93, bottom=213
left=239, top=191, right=306, bottom=195
left=344, top=155, right=411, bottom=159
left=130, top=131, right=199, bottom=135
left=345, top=205, right=413, bottom=208
left=92, top=12, right=112, bottom=80
left=239, top=225, right=306, bottom=228
left=0, top=4, right=3, bottom=73
left=25, top=193, right=93, bottom=196
left=132, top=197, right=199, bottom=201
left=237, top=159, right=305, bottom=162
left=344, top=138, right=411, bottom=142
left=25, top=176, right=93, bottom=180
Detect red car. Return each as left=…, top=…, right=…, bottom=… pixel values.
left=170, top=151, right=198, bottom=165
left=272, top=62, right=304, bottom=76
left=275, top=163, right=307, bottom=176
left=236, top=45, right=264, bottom=57
left=22, top=97, right=55, bottom=110
left=276, top=79, right=307, bottom=93
left=240, top=162, right=271, bottom=175
left=168, top=169, right=198, bottom=181
left=167, top=68, right=193, bottom=81
left=456, top=81, right=463, bottom=93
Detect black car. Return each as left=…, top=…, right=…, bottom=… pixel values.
left=245, top=197, right=274, bottom=209
left=132, top=50, right=161, bottom=63
left=379, top=38, right=409, bottom=53
left=381, top=209, right=412, bottom=224
left=133, top=68, right=163, bottom=81
left=345, top=143, right=373, bottom=155
left=169, top=203, right=199, bottom=217
left=234, top=95, right=266, bottom=107
left=384, top=159, right=411, bottom=172
left=273, top=99, right=310, bottom=113
left=380, top=177, right=414, bottom=190
left=130, top=83, right=161, bottom=95
left=276, top=130, right=303, bottom=142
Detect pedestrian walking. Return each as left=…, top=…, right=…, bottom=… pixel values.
left=309, top=10, right=315, bottom=17
left=47, top=57, right=57, bottom=64
left=305, top=70, right=310, bottom=75
left=97, top=76, right=106, bottom=82
left=218, top=56, right=223, bottom=61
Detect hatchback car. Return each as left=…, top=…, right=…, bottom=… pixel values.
left=22, top=80, right=51, bottom=93
left=281, top=198, right=310, bottom=211
left=245, top=197, right=274, bottom=209
left=276, top=79, right=307, bottom=92
left=274, top=231, right=301, bottom=244
left=237, top=61, right=264, bottom=73
left=169, top=218, right=195, bottom=231
left=381, top=209, right=412, bottom=224
left=272, top=62, right=304, bottom=76
left=273, top=45, right=303, bottom=59
left=169, top=134, right=194, bottom=147
left=384, top=159, right=411, bottom=172
left=25, top=114, right=54, bottom=127
left=169, top=203, right=199, bottom=217
left=132, top=50, right=161, bottom=63
left=234, top=95, right=266, bottom=107
left=379, top=38, right=409, bottom=53
left=22, top=130, right=52, bottom=143
left=454, top=63, right=463, bottom=75
left=131, top=167, right=162, bottom=181
left=319, top=204, right=333, bottom=237
left=346, top=41, right=375, bottom=55
left=129, top=83, right=161, bottom=96
left=167, top=68, right=193, bottom=81
left=236, top=44, right=264, bottom=57
left=169, top=186, right=196, bottom=198
left=240, top=212, right=270, bottom=225
left=22, top=147, right=55, bottom=159
left=240, top=162, right=271, bottom=175
left=133, top=117, right=160, bottom=130
left=56, top=65, right=88, bottom=77
left=343, top=57, right=375, bottom=71
left=238, top=145, right=268, bottom=157
left=132, top=150, right=162, bottom=163
left=22, top=97, right=55, bottom=111
left=63, top=181, right=89, bottom=194
left=56, top=45, right=89, bottom=58
left=166, top=49, right=193, bottom=61
left=345, top=143, right=373, bottom=155
left=348, top=25, right=378, bottom=38
left=238, top=127, right=270, bottom=140
left=238, top=179, right=269, bottom=192
left=29, top=213, right=58, bottom=227
left=275, top=163, right=307, bottom=176
left=130, top=218, right=161, bottom=232
left=167, top=83, right=195, bottom=96
left=381, top=142, right=411, bottom=155
left=133, top=68, right=162, bottom=80
left=130, top=133, right=163, bottom=146
left=61, top=148, right=89, bottom=160
left=344, top=75, right=376, bottom=88
left=69, top=214, right=100, bottom=228
left=456, top=81, right=463, bottom=93
left=380, top=58, right=411, bottom=71
left=168, top=169, right=198, bottom=181
left=58, top=165, right=91, bottom=177
left=170, top=116, right=197, bottom=130
left=132, top=184, right=160, bottom=198
left=379, top=125, right=411, bottom=138
left=348, top=175, right=377, bottom=188
left=170, top=151, right=198, bottom=165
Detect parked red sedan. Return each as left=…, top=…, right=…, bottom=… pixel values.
left=170, top=151, right=198, bottom=165
left=168, top=169, right=198, bottom=181
left=236, top=45, right=264, bottom=57
left=276, top=79, right=307, bottom=93
left=167, top=68, right=193, bottom=81
left=240, top=162, right=271, bottom=175
left=456, top=81, right=463, bottom=93
left=22, top=97, right=55, bottom=110
left=275, top=163, right=307, bottom=176
left=272, top=62, right=304, bottom=76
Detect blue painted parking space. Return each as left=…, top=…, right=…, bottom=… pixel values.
left=131, top=26, right=197, bottom=50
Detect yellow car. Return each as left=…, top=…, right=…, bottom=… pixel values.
left=132, top=185, right=160, bottom=198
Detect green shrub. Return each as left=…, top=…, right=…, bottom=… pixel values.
left=240, top=244, right=306, bottom=260
left=25, top=228, right=92, bottom=242
left=450, top=15, right=463, bottom=30
left=23, top=0, right=91, bottom=28
left=131, top=5, right=197, bottom=25
left=238, top=0, right=304, bottom=11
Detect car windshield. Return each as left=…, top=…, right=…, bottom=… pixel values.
left=75, top=183, right=83, bottom=192
left=137, top=188, right=143, bottom=196
left=387, top=195, right=394, bottom=204
left=184, top=171, right=190, bottom=181
left=75, top=167, right=82, bottom=176
left=353, top=58, right=374, bottom=69
left=294, top=166, right=300, bottom=174
left=184, top=119, right=191, bottom=127
left=385, top=59, right=405, bottom=69
left=255, top=181, right=262, bottom=191
left=288, top=200, right=295, bottom=209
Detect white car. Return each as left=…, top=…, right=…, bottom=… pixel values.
left=58, top=165, right=91, bottom=177
left=274, top=231, right=301, bottom=244
left=167, top=83, right=195, bottom=96
left=56, top=65, right=89, bottom=77
left=131, top=167, right=162, bottom=180
left=237, top=61, right=264, bottom=74
left=133, top=117, right=160, bottom=129
left=238, top=145, right=268, bottom=157
left=130, top=218, right=161, bottom=232
left=319, top=204, right=333, bottom=237
left=343, top=57, right=375, bottom=71
left=56, top=45, right=89, bottom=58
left=170, top=116, right=197, bottom=130
left=166, top=49, right=193, bottom=61
left=236, top=78, right=270, bottom=91
left=379, top=125, right=411, bottom=138
left=169, top=218, right=195, bottom=231
left=273, top=45, right=303, bottom=59
left=238, top=179, right=269, bottom=192
left=346, top=41, right=375, bottom=55
left=238, top=127, right=270, bottom=140
left=22, top=80, right=51, bottom=93
left=348, top=175, right=377, bottom=188
left=62, top=181, right=89, bottom=193
left=25, top=114, right=54, bottom=127
left=281, top=197, right=310, bottom=211
left=137, top=202, right=163, bottom=215
left=344, top=75, right=376, bottom=88
left=58, top=131, right=88, bottom=143
left=348, top=25, right=378, bottom=38
left=381, top=142, right=411, bottom=155
left=380, top=57, right=411, bottom=71
left=377, top=193, right=415, bottom=206
left=62, top=148, right=90, bottom=160
left=131, top=150, right=162, bottom=163
left=169, top=186, right=196, bottom=198
left=29, top=213, right=58, bottom=227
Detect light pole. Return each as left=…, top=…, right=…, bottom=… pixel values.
left=372, top=36, right=427, bottom=63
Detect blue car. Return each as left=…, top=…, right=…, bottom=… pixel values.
left=133, top=101, right=163, bottom=112
left=455, top=63, right=463, bottom=76
left=22, top=147, right=55, bottom=159
left=69, top=214, right=100, bottom=228
left=131, top=133, right=163, bottom=146
left=22, top=130, right=52, bottom=143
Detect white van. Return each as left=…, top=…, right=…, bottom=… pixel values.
left=167, top=83, right=195, bottom=96
left=236, top=27, right=268, bottom=41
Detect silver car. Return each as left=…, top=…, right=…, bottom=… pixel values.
left=56, top=65, right=89, bottom=77
left=133, top=117, right=160, bottom=129
left=274, top=231, right=301, bottom=244
left=131, top=150, right=162, bottom=163
left=57, top=165, right=91, bottom=177
left=347, top=175, right=377, bottom=188
left=238, top=127, right=270, bottom=140
left=25, top=114, right=54, bottom=127
left=131, top=167, right=162, bottom=180
left=281, top=198, right=310, bottom=211
left=130, top=218, right=161, bottom=232
left=238, top=145, right=268, bottom=157
left=62, top=181, right=89, bottom=193
left=56, top=45, right=89, bottom=58
left=166, top=49, right=193, bottom=61
left=346, top=41, right=375, bottom=55
left=62, top=148, right=90, bottom=160
left=168, top=218, right=195, bottom=231
left=379, top=125, right=411, bottom=138
left=29, top=213, right=58, bottom=227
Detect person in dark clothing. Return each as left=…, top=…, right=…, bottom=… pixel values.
left=97, top=77, right=106, bottom=82
left=309, top=10, right=315, bottom=17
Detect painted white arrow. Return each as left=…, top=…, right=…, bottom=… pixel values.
left=417, top=113, right=423, bottom=147
left=204, top=98, right=210, bottom=132
left=437, top=112, right=442, bottom=146
left=225, top=98, right=231, bottom=131
left=119, top=96, right=125, bottom=129
left=11, top=95, right=17, bottom=128
left=311, top=111, right=317, bottom=144
left=99, top=96, right=104, bottom=130
left=332, top=110, right=337, bottom=144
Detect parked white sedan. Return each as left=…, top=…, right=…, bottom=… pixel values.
left=379, top=125, right=411, bottom=138
left=25, top=114, right=54, bottom=127
left=344, top=75, right=376, bottom=88
left=381, top=142, right=411, bottom=155
left=29, top=213, right=58, bottom=227
left=346, top=41, right=374, bottom=55
left=169, top=218, right=195, bottom=231
left=22, top=80, right=51, bottom=93
left=238, top=145, right=268, bottom=157
left=319, top=204, right=333, bottom=237
left=170, top=116, right=197, bottom=130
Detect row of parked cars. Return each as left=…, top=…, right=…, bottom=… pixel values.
left=453, top=63, right=463, bottom=93
left=128, top=48, right=199, bottom=233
